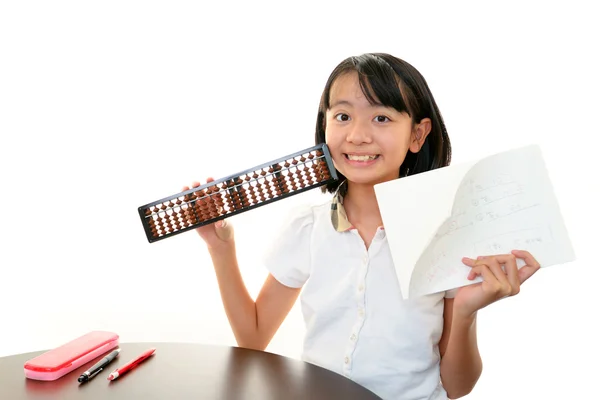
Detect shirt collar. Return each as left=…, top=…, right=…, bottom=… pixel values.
left=330, top=180, right=354, bottom=232
left=329, top=180, right=386, bottom=233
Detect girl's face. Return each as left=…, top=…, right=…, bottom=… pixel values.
left=325, top=72, right=430, bottom=188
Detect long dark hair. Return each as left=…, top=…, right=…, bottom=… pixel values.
left=315, top=53, right=451, bottom=195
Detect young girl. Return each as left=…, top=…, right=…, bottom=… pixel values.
left=184, top=53, right=541, bottom=400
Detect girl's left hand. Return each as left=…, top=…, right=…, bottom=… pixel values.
left=454, top=250, right=541, bottom=318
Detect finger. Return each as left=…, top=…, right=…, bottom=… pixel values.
left=207, top=177, right=214, bottom=183
left=215, top=218, right=234, bottom=241
left=479, top=254, right=521, bottom=294
left=473, top=263, right=513, bottom=298
left=501, top=255, right=520, bottom=295
left=511, top=250, right=541, bottom=268
left=462, top=257, right=476, bottom=267
left=511, top=250, right=541, bottom=283
left=469, top=264, right=498, bottom=285
left=481, top=257, right=511, bottom=289
left=462, top=257, right=478, bottom=280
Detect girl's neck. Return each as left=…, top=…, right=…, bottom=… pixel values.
left=343, top=182, right=383, bottom=226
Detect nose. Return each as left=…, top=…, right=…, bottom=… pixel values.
left=346, top=119, right=373, bottom=145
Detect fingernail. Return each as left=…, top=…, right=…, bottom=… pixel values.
left=477, top=256, right=483, bottom=260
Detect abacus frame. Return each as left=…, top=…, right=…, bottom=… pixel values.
left=138, top=143, right=338, bottom=243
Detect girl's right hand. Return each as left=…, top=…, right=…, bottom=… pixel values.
left=182, top=177, right=234, bottom=249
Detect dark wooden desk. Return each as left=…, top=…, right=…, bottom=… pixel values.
left=0, top=342, right=382, bottom=399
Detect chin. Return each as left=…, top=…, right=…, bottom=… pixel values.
left=342, top=173, right=396, bottom=187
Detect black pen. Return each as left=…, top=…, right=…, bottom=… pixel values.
left=78, top=348, right=121, bottom=383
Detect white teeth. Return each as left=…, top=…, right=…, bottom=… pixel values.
left=347, top=154, right=378, bottom=161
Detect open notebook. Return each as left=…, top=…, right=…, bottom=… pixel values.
left=374, top=144, right=575, bottom=299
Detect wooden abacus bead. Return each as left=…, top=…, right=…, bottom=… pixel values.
left=320, top=160, right=331, bottom=179
left=252, top=172, right=259, bottom=179
left=236, top=191, right=245, bottom=207
left=241, top=192, right=251, bottom=208
left=307, top=152, right=315, bottom=159
left=260, top=169, right=267, bottom=176
left=292, top=159, right=298, bottom=165
left=165, top=214, right=174, bottom=230
left=228, top=191, right=240, bottom=211
left=148, top=218, right=159, bottom=237
left=214, top=192, right=225, bottom=215
left=305, top=167, right=315, bottom=185
left=182, top=206, right=192, bottom=225
left=299, top=155, right=306, bottom=162
left=286, top=174, right=294, bottom=191
left=289, top=175, right=298, bottom=191
left=256, top=182, right=266, bottom=201
left=201, top=195, right=212, bottom=216
left=265, top=180, right=274, bottom=199
left=249, top=185, right=259, bottom=204
left=193, top=196, right=205, bottom=218
left=172, top=216, right=181, bottom=231
left=273, top=178, right=283, bottom=195
left=222, top=190, right=234, bottom=211
left=310, top=163, right=320, bottom=179
left=156, top=217, right=165, bottom=233
left=277, top=176, right=289, bottom=194
left=204, top=196, right=216, bottom=218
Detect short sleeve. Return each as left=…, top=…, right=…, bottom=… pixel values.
left=262, top=204, right=314, bottom=288
left=444, top=288, right=458, bottom=299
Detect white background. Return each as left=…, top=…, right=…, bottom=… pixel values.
left=1, top=1, right=598, bottom=398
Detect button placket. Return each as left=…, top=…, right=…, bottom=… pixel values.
left=343, top=248, right=371, bottom=376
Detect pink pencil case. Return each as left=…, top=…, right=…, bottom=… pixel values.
left=23, top=331, right=119, bottom=381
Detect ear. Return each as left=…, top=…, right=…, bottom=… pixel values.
left=409, top=118, right=432, bottom=153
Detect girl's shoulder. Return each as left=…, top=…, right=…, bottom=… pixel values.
left=288, top=196, right=332, bottom=222
left=273, top=196, right=333, bottom=235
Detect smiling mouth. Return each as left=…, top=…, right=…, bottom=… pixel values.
left=344, top=154, right=380, bottom=161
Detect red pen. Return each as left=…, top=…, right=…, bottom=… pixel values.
left=107, top=348, right=156, bottom=381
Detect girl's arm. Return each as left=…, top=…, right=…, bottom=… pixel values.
left=438, top=298, right=483, bottom=399
left=208, top=240, right=301, bottom=351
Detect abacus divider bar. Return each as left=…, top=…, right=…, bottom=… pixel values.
left=145, top=175, right=337, bottom=243
left=137, top=143, right=329, bottom=212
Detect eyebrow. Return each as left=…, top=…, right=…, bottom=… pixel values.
left=329, top=100, right=354, bottom=109
left=329, top=99, right=385, bottom=109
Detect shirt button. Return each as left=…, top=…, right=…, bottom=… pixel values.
left=362, top=255, right=368, bottom=263
left=358, top=308, right=364, bottom=317
left=358, top=284, right=364, bottom=292
left=350, top=334, right=357, bottom=341
left=344, top=356, right=350, bottom=364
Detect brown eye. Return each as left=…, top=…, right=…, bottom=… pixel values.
left=374, top=115, right=390, bottom=123
left=335, top=113, right=350, bottom=122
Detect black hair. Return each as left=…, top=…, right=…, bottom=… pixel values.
left=315, top=53, right=451, bottom=195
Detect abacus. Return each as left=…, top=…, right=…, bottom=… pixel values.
left=138, top=143, right=338, bottom=243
